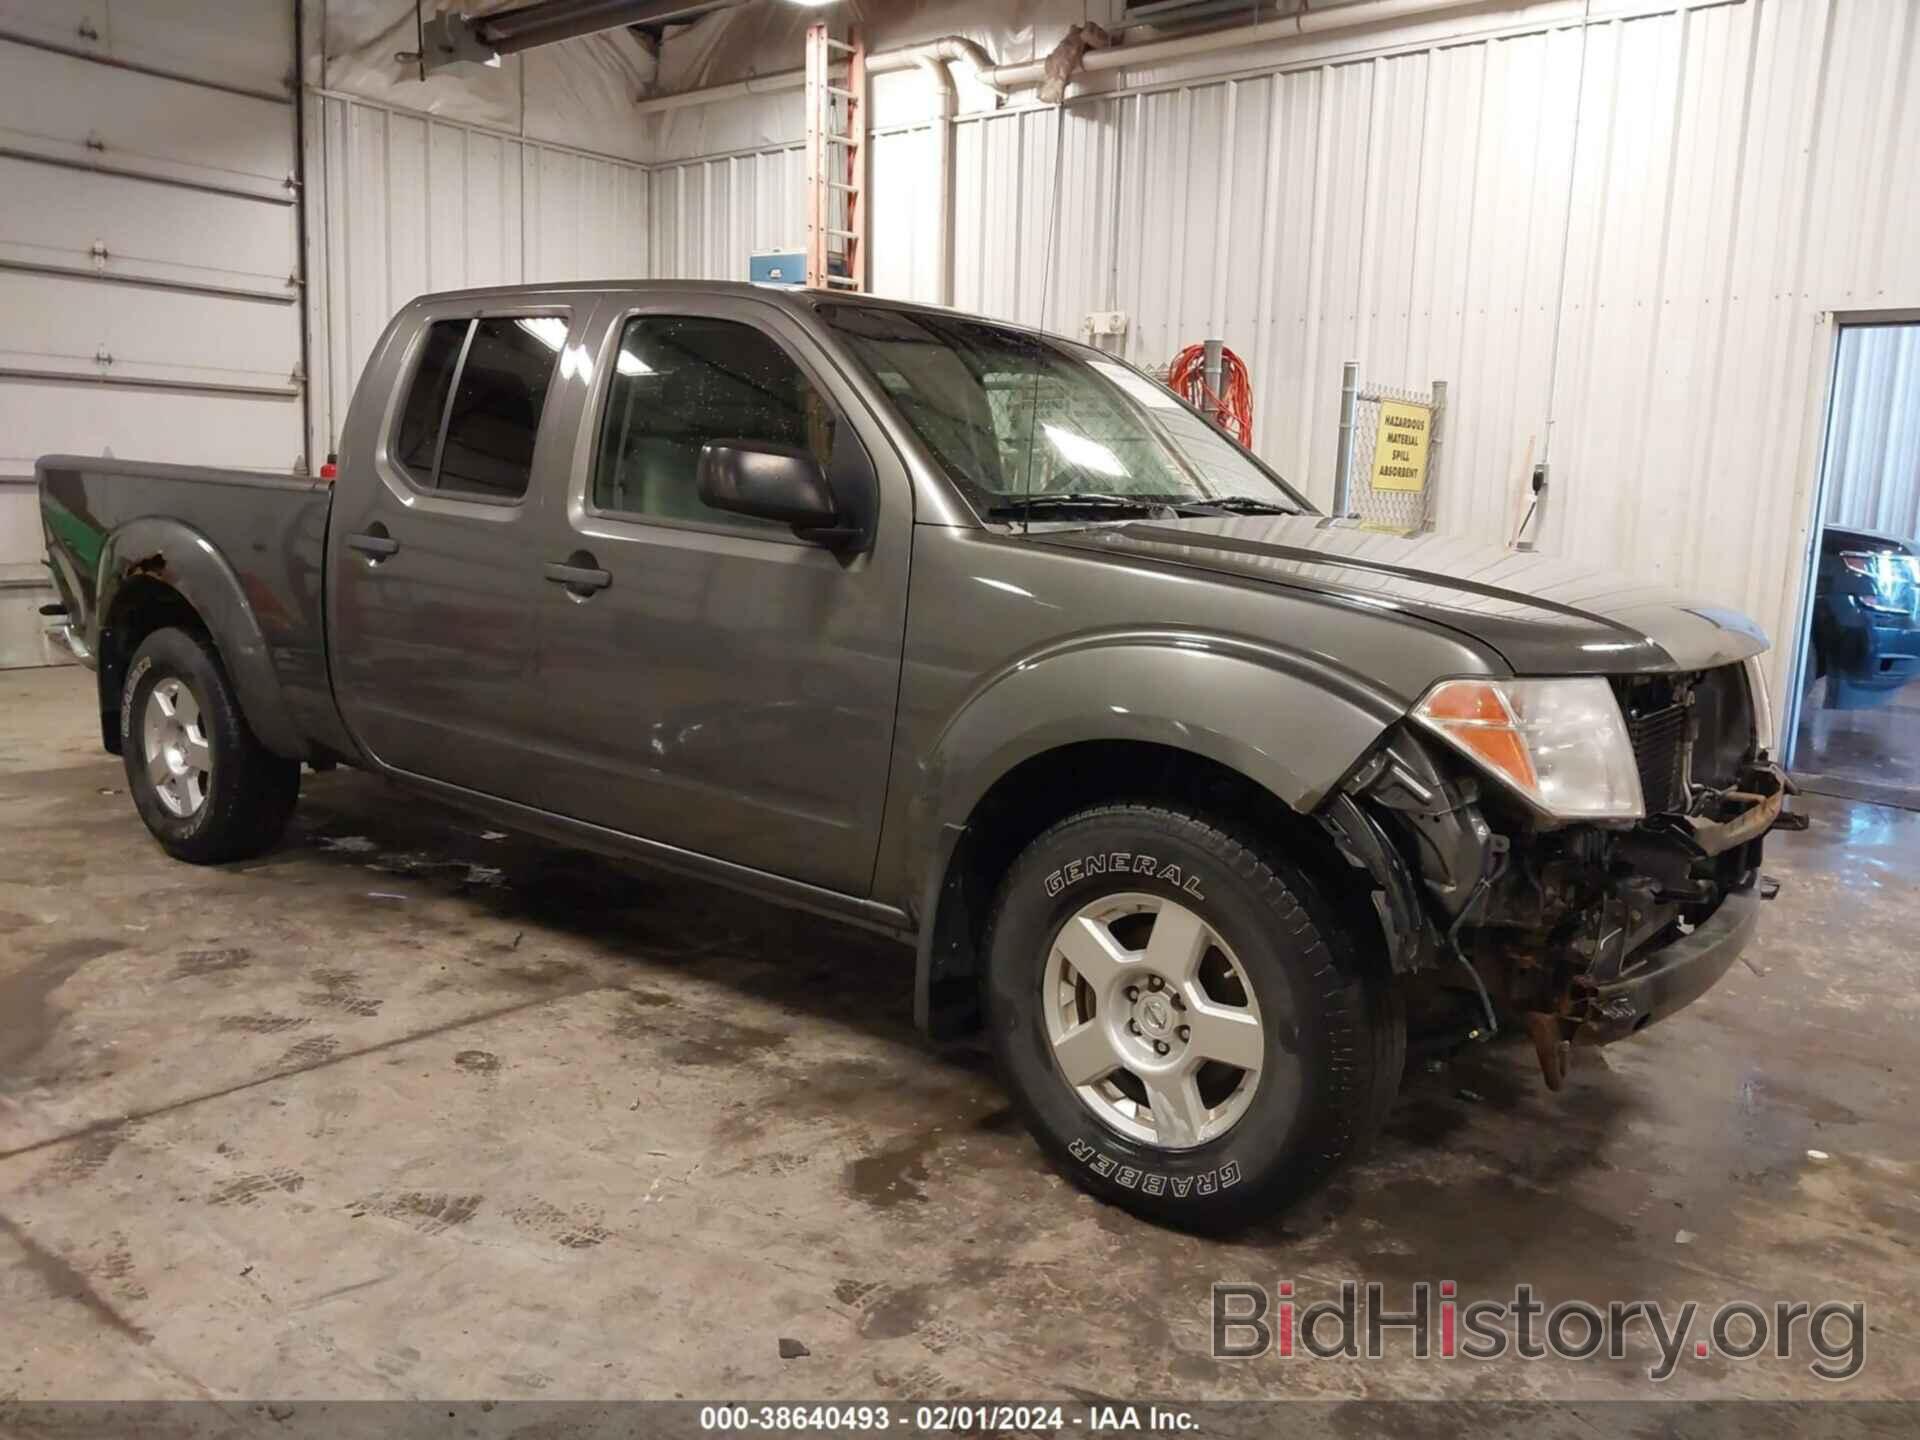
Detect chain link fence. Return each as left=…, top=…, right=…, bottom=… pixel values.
left=1333, top=365, right=1449, bottom=533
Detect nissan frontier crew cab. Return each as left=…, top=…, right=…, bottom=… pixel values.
left=38, top=282, right=1800, bottom=1231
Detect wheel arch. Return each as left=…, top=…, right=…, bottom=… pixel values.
left=93, top=517, right=306, bottom=760
left=905, top=636, right=1409, bottom=1037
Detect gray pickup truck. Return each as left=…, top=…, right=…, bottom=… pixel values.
left=38, top=281, right=1799, bottom=1230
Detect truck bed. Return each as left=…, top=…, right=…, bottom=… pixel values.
left=37, top=454, right=342, bottom=759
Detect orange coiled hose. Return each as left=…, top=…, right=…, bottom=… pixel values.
left=1166, top=343, right=1254, bottom=447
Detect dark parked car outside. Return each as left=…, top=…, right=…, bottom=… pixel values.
left=1806, top=524, right=1920, bottom=707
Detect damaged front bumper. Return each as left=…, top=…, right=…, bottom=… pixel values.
left=1522, top=760, right=1800, bottom=1086
left=1574, top=882, right=1761, bottom=1045
left=1325, top=726, right=1804, bottom=1089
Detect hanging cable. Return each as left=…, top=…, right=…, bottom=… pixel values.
left=1166, top=343, right=1254, bottom=447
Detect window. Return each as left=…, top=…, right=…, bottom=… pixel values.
left=820, top=304, right=1308, bottom=518
left=591, top=315, right=837, bottom=532
left=393, top=320, right=464, bottom=485
left=388, top=314, right=563, bottom=501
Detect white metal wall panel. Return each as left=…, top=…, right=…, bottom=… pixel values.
left=646, top=147, right=804, bottom=280
left=1821, top=324, right=1920, bottom=542
left=868, top=125, right=936, bottom=300
left=306, top=93, right=649, bottom=454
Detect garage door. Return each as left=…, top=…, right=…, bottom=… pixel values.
left=0, top=3, right=302, bottom=667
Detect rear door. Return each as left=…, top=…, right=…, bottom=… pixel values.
left=328, top=302, right=579, bottom=796
left=520, top=294, right=912, bottom=896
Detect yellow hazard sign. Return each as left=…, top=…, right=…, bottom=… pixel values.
left=1370, top=400, right=1432, bottom=493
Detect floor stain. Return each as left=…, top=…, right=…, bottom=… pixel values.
left=0, top=1212, right=150, bottom=1345
left=661, top=1018, right=788, bottom=1068
left=453, top=1049, right=501, bottom=1073
left=298, top=967, right=383, bottom=1018
left=509, top=1199, right=611, bottom=1249
left=95, top=1231, right=147, bottom=1302
left=171, top=947, right=252, bottom=979
left=48, top=1122, right=134, bottom=1186
left=209, top=1169, right=306, bottom=1206
left=845, top=1130, right=944, bottom=1210
left=360, top=1191, right=483, bottom=1234
left=0, top=937, right=126, bottom=1075
left=857, top=1283, right=936, bottom=1340
left=218, top=1013, right=311, bottom=1036
left=611, top=989, right=679, bottom=1038
left=279, top=1034, right=340, bottom=1067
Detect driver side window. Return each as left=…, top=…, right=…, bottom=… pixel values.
left=591, top=314, right=838, bottom=534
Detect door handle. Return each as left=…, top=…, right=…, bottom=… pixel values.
left=544, top=559, right=611, bottom=595
left=348, top=531, right=399, bottom=559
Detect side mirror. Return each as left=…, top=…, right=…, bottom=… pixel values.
left=698, top=441, right=848, bottom=542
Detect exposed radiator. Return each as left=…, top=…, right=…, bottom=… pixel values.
left=1626, top=702, right=1689, bottom=814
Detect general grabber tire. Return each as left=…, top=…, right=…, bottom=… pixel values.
left=121, top=626, right=300, bottom=864
left=984, top=804, right=1403, bottom=1232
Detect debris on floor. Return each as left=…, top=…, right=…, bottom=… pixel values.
left=777, top=1338, right=810, bottom=1360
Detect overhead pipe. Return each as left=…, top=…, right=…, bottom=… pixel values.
left=633, top=34, right=1003, bottom=116
left=913, top=53, right=956, bottom=306
left=986, top=0, right=1517, bottom=92
left=633, top=0, right=1524, bottom=116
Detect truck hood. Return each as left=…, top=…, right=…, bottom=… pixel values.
left=1045, top=514, right=1769, bottom=675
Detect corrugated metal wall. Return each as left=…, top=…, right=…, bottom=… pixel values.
left=644, top=145, right=807, bottom=278
left=305, top=92, right=651, bottom=454
left=1822, top=324, right=1920, bottom=541
left=793, top=0, right=1915, bottom=698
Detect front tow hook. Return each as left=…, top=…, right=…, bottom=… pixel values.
left=1524, top=1011, right=1572, bottom=1091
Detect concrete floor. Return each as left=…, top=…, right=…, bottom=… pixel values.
left=2, top=664, right=1916, bottom=1403
left=1794, top=672, right=1920, bottom=811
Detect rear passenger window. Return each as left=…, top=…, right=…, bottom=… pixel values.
left=590, top=315, right=836, bottom=532
left=393, top=320, right=464, bottom=485
left=389, top=314, right=564, bottom=501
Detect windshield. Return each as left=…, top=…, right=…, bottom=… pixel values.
left=818, top=305, right=1311, bottom=520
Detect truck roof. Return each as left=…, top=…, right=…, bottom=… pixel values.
left=398, top=279, right=1088, bottom=346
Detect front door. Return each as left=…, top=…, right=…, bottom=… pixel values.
left=328, top=304, right=578, bottom=796
left=522, top=296, right=911, bottom=896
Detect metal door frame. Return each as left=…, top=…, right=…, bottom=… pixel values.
left=1780, top=307, right=1920, bottom=781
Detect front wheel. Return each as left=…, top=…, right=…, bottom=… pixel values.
left=121, top=626, right=300, bottom=864
left=984, top=804, right=1401, bottom=1232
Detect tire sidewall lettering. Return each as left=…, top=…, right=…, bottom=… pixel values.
left=1043, top=852, right=1206, bottom=902
left=1066, top=1137, right=1242, bottom=1196
left=121, top=654, right=153, bottom=740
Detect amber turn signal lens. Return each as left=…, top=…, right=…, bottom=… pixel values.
left=1411, top=677, right=1646, bottom=820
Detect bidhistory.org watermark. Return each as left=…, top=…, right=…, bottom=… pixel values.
left=1212, top=1281, right=1866, bottom=1382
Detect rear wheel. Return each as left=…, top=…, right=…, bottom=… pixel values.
left=984, top=803, right=1401, bottom=1232
left=121, top=627, right=299, bottom=863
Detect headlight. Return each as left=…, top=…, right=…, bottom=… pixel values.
left=1743, top=655, right=1775, bottom=756
left=1412, top=677, right=1645, bottom=820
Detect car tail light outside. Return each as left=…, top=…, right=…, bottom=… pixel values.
left=1413, top=678, right=1646, bottom=820
left=1839, top=549, right=1920, bottom=583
